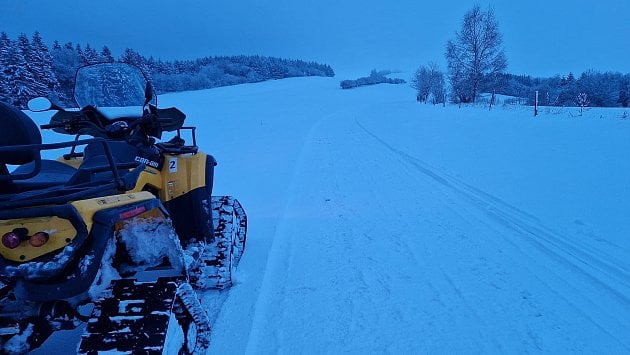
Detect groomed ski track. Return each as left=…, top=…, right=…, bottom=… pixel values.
left=163, top=78, right=630, bottom=353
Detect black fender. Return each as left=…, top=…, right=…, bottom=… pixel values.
left=163, top=154, right=216, bottom=246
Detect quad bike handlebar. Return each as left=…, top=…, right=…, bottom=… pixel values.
left=44, top=105, right=186, bottom=143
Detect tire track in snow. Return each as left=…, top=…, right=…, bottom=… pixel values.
left=323, top=120, right=413, bottom=352
left=355, top=117, right=630, bottom=350
left=314, top=112, right=581, bottom=352
left=243, top=111, right=331, bottom=353
left=337, top=118, right=498, bottom=352
left=355, top=118, right=630, bottom=300
left=244, top=98, right=629, bottom=353
left=433, top=180, right=628, bottom=350
left=248, top=109, right=496, bottom=352
left=386, top=151, right=537, bottom=351
left=245, top=108, right=386, bottom=353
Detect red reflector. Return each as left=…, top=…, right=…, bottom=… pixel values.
left=2, top=232, right=21, bottom=249
left=29, top=232, right=49, bottom=247
left=119, top=206, right=147, bottom=220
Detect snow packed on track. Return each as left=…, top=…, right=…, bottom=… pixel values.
left=28, top=76, right=630, bottom=353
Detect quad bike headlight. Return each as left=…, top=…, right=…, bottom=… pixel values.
left=29, top=232, right=49, bottom=247
left=2, top=232, right=21, bottom=249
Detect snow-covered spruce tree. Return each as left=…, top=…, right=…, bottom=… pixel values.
left=81, top=43, right=100, bottom=65
left=6, top=34, right=38, bottom=107
left=120, top=48, right=151, bottom=79
left=557, top=72, right=578, bottom=106
left=576, top=70, right=620, bottom=107
left=75, top=43, right=83, bottom=63
left=0, top=32, right=12, bottom=103
left=100, top=46, right=115, bottom=63
left=445, top=5, right=507, bottom=103
left=30, top=32, right=62, bottom=102
left=51, top=42, right=82, bottom=106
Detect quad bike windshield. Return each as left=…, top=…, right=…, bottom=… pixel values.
left=47, top=63, right=185, bottom=138
left=74, top=63, right=156, bottom=110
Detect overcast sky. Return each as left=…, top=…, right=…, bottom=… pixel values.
left=1, top=0, right=628, bottom=77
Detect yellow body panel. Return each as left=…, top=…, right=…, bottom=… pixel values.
left=70, top=191, right=156, bottom=233
left=1, top=144, right=208, bottom=262
left=0, top=191, right=155, bottom=262
left=52, top=150, right=209, bottom=202
left=131, top=153, right=207, bottom=202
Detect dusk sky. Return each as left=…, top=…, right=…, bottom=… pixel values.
left=1, top=0, right=628, bottom=77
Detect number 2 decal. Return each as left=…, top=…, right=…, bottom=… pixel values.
left=169, top=158, right=177, bottom=173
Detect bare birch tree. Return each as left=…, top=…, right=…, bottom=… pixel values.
left=411, top=62, right=445, bottom=104
left=446, top=5, right=507, bottom=103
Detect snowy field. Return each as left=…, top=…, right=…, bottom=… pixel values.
left=30, top=77, right=630, bottom=353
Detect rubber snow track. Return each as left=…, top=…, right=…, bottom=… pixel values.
left=78, top=278, right=211, bottom=354
left=245, top=107, right=630, bottom=353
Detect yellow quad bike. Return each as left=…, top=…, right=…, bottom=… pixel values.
left=0, top=63, right=246, bottom=354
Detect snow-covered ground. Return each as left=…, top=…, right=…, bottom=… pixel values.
left=30, top=77, right=630, bottom=353
left=158, top=77, right=630, bottom=353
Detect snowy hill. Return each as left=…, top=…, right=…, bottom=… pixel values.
left=30, top=77, right=630, bottom=352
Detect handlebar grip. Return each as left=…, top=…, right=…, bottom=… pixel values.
left=40, top=123, right=66, bottom=130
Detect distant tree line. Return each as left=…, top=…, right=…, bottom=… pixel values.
left=0, top=31, right=335, bottom=108
left=340, top=69, right=406, bottom=89
left=146, top=53, right=334, bottom=93
left=487, top=71, right=630, bottom=107
left=413, top=66, right=630, bottom=108
left=411, top=5, right=629, bottom=108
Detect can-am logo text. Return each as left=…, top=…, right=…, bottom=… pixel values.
left=135, top=156, right=159, bottom=168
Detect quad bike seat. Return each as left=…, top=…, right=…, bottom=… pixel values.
left=0, top=101, right=41, bottom=166
left=0, top=102, right=142, bottom=206
left=0, top=101, right=77, bottom=193
left=66, top=140, right=143, bottom=186
left=9, top=160, right=78, bottom=192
